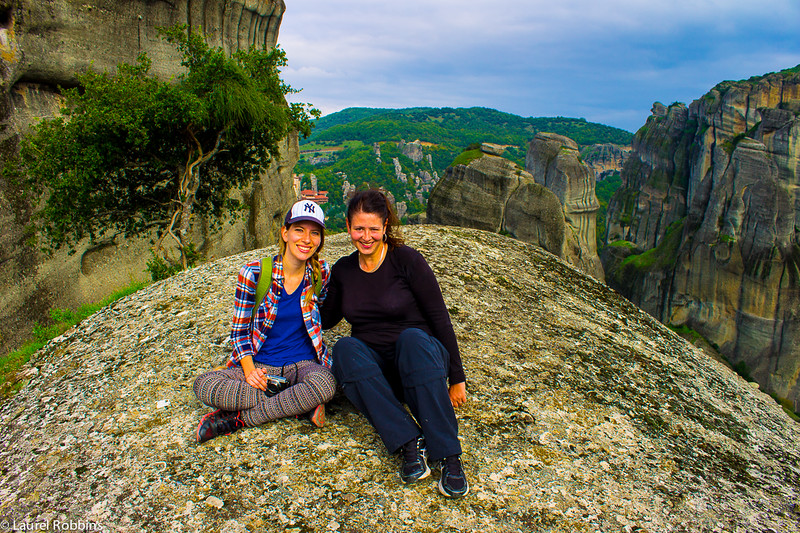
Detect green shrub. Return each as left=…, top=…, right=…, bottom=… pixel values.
left=146, top=252, right=181, bottom=281
left=722, top=133, right=746, bottom=154
left=770, top=394, right=800, bottom=421
left=449, top=149, right=483, bottom=168
left=668, top=324, right=703, bottom=343
left=607, top=240, right=637, bottom=249
left=732, top=361, right=753, bottom=382
left=146, top=243, right=200, bottom=281
left=620, top=218, right=685, bottom=272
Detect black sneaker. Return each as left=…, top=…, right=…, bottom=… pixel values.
left=399, top=436, right=430, bottom=483
left=437, top=455, right=469, bottom=498
left=196, top=409, right=245, bottom=443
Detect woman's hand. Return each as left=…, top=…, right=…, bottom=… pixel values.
left=241, top=356, right=267, bottom=391
left=245, top=368, right=268, bottom=391
left=449, top=382, right=467, bottom=408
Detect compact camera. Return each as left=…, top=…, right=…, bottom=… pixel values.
left=265, top=375, right=290, bottom=397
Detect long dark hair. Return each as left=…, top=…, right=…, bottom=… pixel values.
left=346, top=189, right=404, bottom=249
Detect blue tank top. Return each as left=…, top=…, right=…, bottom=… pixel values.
left=254, top=283, right=315, bottom=367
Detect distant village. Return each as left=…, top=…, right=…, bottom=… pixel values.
left=293, top=173, right=329, bottom=204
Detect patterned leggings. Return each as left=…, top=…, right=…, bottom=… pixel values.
left=193, top=359, right=336, bottom=427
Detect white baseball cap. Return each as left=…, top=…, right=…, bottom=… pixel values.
left=284, top=200, right=325, bottom=228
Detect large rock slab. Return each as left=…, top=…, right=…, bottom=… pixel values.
left=1, top=226, right=798, bottom=532
left=427, top=144, right=604, bottom=280
left=427, top=152, right=527, bottom=233
left=427, top=150, right=570, bottom=264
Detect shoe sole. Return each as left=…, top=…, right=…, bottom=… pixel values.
left=438, top=477, right=469, bottom=498
left=400, top=464, right=431, bottom=484
left=310, top=405, right=325, bottom=428
left=196, top=409, right=222, bottom=443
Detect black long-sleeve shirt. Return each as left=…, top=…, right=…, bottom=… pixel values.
left=321, top=245, right=466, bottom=385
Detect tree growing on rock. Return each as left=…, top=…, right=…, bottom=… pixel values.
left=8, top=25, right=318, bottom=272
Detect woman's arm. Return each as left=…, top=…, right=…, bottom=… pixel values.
left=449, top=382, right=467, bottom=408
left=320, top=260, right=344, bottom=329
left=403, top=248, right=467, bottom=386
left=240, top=355, right=268, bottom=391
left=230, top=263, right=260, bottom=365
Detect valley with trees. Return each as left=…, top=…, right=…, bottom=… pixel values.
left=296, top=106, right=632, bottom=232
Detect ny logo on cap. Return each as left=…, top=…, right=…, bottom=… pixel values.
left=303, top=202, right=316, bottom=214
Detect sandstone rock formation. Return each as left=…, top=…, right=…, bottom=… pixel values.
left=604, top=66, right=800, bottom=409
left=0, top=0, right=296, bottom=354
left=427, top=142, right=605, bottom=279
left=526, top=132, right=604, bottom=280
left=1, top=226, right=798, bottom=532
left=427, top=146, right=566, bottom=261
left=580, top=143, right=631, bottom=181
left=398, top=139, right=424, bottom=163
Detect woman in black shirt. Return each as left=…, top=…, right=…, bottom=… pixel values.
left=322, top=189, right=469, bottom=498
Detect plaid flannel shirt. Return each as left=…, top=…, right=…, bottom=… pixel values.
left=229, top=254, right=331, bottom=368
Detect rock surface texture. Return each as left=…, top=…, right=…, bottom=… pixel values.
left=604, top=67, right=800, bottom=409
left=1, top=226, right=799, bottom=532
left=0, top=0, right=296, bottom=354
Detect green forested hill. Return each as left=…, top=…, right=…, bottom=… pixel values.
left=304, top=107, right=633, bottom=148
left=297, top=107, right=632, bottom=232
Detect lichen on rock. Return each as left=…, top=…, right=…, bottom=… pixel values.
left=1, top=226, right=798, bottom=532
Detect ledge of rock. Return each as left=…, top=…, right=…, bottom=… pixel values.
left=1, top=226, right=798, bottom=532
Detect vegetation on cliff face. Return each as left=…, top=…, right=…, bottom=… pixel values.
left=449, top=148, right=485, bottom=168
left=6, top=25, right=317, bottom=269
left=711, top=63, right=800, bottom=96
left=618, top=219, right=685, bottom=273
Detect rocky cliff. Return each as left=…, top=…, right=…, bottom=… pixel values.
left=580, top=143, right=631, bottom=181
left=0, top=0, right=297, bottom=354
left=604, top=66, right=800, bottom=410
left=1, top=226, right=798, bottom=532
left=427, top=142, right=604, bottom=280
left=427, top=145, right=565, bottom=262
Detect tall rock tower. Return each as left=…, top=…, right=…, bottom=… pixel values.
left=526, top=133, right=604, bottom=280
left=603, top=67, right=800, bottom=409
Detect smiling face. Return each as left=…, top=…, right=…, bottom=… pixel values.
left=281, top=221, right=323, bottom=265
left=346, top=211, right=387, bottom=258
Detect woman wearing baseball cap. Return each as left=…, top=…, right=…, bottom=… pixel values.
left=193, top=200, right=334, bottom=443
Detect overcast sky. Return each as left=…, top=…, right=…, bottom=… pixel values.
left=276, top=1, right=800, bottom=133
